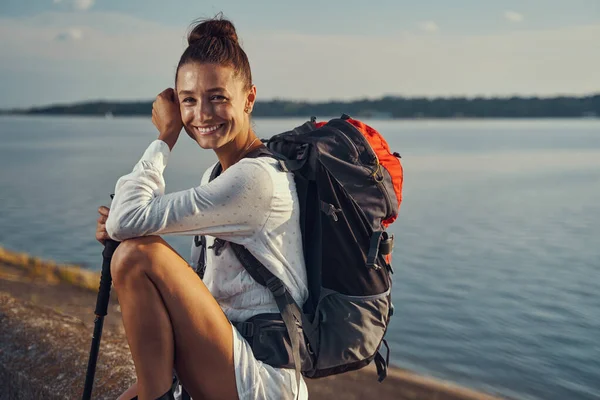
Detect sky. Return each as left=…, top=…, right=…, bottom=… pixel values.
left=0, top=0, right=598, bottom=108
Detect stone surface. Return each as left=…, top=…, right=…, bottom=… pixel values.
left=0, top=260, right=504, bottom=400
left=0, top=293, right=135, bottom=400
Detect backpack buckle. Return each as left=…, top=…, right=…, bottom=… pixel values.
left=208, top=238, right=227, bottom=256
left=367, top=231, right=383, bottom=270
left=379, top=233, right=394, bottom=256
left=235, top=321, right=255, bottom=337
left=266, top=276, right=286, bottom=297
left=320, top=201, right=341, bottom=222
left=367, top=231, right=394, bottom=270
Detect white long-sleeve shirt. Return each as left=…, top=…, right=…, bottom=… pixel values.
left=106, top=139, right=308, bottom=322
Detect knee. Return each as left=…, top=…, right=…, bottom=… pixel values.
left=111, top=236, right=159, bottom=287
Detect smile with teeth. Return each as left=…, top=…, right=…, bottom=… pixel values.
left=195, top=123, right=224, bottom=135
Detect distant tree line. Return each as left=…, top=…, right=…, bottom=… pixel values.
left=3, top=95, right=599, bottom=118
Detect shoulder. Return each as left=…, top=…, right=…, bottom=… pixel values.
left=202, top=157, right=283, bottom=184
left=198, top=158, right=281, bottom=204
left=236, top=157, right=282, bottom=176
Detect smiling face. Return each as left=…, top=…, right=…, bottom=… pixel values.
left=176, top=62, right=256, bottom=150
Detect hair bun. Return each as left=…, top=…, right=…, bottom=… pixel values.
left=188, top=17, right=239, bottom=46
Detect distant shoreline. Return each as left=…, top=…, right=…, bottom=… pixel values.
left=1, top=94, right=598, bottom=119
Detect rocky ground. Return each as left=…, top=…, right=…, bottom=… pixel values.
left=0, top=260, right=504, bottom=400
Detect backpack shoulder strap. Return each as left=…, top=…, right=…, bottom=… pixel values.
left=245, top=144, right=302, bottom=172
left=202, top=151, right=305, bottom=394
left=190, top=153, right=306, bottom=399
left=245, top=144, right=274, bottom=159
left=192, top=161, right=224, bottom=277
left=229, top=242, right=304, bottom=396
left=246, top=142, right=308, bottom=173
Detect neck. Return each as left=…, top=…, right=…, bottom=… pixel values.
left=214, top=130, right=261, bottom=171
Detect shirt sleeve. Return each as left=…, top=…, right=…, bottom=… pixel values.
left=105, top=140, right=274, bottom=242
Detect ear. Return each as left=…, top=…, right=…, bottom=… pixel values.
left=244, top=85, right=257, bottom=113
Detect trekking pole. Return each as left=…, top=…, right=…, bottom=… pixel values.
left=82, top=224, right=120, bottom=399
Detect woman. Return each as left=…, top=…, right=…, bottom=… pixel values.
left=96, top=16, right=309, bottom=400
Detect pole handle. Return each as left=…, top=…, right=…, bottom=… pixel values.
left=94, top=239, right=118, bottom=316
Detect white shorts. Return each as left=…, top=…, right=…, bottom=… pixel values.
left=232, top=323, right=308, bottom=400
left=173, top=323, right=308, bottom=400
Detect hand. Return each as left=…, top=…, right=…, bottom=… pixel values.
left=116, top=381, right=138, bottom=400
left=96, top=206, right=112, bottom=245
left=152, top=88, right=183, bottom=151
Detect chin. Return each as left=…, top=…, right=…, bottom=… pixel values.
left=196, top=140, right=219, bottom=150
left=194, top=134, right=229, bottom=150
left=183, top=128, right=214, bottom=149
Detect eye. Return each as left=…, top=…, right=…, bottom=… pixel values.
left=210, top=95, right=228, bottom=102
left=181, top=97, right=195, bottom=104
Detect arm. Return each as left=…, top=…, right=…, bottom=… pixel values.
left=105, top=145, right=274, bottom=242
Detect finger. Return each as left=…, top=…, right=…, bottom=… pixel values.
left=96, top=231, right=107, bottom=244
left=96, top=225, right=106, bottom=237
left=97, top=215, right=107, bottom=224
left=98, top=206, right=110, bottom=216
left=158, top=88, right=177, bottom=103
left=165, top=88, right=176, bottom=101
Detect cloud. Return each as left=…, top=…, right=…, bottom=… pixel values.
left=418, top=21, right=439, bottom=33
left=247, top=24, right=600, bottom=100
left=74, top=0, right=95, bottom=11
left=0, top=11, right=598, bottom=108
left=53, top=0, right=95, bottom=11
left=55, top=28, right=84, bottom=41
left=504, top=11, right=524, bottom=23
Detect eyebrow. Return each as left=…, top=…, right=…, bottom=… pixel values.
left=206, top=87, right=228, bottom=93
left=178, top=87, right=228, bottom=96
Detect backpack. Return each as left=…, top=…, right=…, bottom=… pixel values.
left=194, top=114, right=403, bottom=384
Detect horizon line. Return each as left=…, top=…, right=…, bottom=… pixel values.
left=3, top=92, right=599, bottom=111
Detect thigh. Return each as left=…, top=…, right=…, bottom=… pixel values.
left=134, top=236, right=238, bottom=400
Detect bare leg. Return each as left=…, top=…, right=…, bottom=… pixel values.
left=111, top=236, right=238, bottom=400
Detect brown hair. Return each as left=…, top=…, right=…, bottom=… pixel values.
left=176, top=15, right=252, bottom=90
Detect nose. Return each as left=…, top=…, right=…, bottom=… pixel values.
left=194, top=100, right=212, bottom=123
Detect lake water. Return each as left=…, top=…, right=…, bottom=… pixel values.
left=1, top=115, right=599, bottom=400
